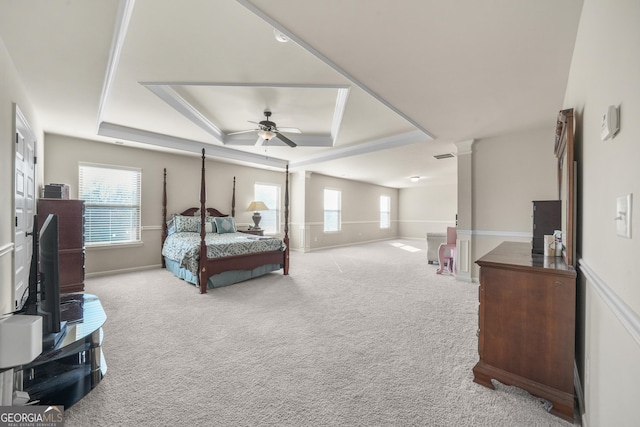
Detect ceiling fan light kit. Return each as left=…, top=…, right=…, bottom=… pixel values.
left=258, top=130, right=276, bottom=140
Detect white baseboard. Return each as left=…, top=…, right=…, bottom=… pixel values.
left=303, top=237, right=398, bottom=253
left=85, top=264, right=162, bottom=278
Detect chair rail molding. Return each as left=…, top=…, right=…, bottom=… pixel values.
left=579, top=258, right=640, bottom=347
left=0, top=243, right=14, bottom=258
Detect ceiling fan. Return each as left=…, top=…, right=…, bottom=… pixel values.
left=228, top=110, right=300, bottom=147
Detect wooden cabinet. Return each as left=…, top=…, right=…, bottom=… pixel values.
left=473, top=242, right=576, bottom=422
left=38, top=199, right=85, bottom=293
left=531, top=200, right=561, bottom=254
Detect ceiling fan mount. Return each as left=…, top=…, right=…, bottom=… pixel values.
left=257, top=110, right=277, bottom=132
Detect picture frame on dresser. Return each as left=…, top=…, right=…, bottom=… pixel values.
left=554, top=108, right=576, bottom=267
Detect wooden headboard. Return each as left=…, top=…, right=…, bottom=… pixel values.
left=178, top=207, right=229, bottom=218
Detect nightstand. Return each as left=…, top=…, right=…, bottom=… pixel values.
left=240, top=228, right=264, bottom=236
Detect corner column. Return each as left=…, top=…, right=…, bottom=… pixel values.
left=454, top=139, right=474, bottom=282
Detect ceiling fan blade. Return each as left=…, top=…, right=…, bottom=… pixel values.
left=275, top=132, right=297, bottom=148
left=227, top=129, right=258, bottom=136
left=255, top=136, right=264, bottom=147
left=276, top=127, right=302, bottom=134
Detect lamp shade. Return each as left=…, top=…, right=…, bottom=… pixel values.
left=247, top=201, right=269, bottom=212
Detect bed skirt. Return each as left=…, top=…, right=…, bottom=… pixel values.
left=164, top=257, right=282, bottom=289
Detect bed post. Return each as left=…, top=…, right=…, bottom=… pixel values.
left=283, top=164, right=290, bottom=275
left=232, top=176, right=236, bottom=217
left=198, top=149, right=208, bottom=294
left=162, top=168, right=167, bottom=268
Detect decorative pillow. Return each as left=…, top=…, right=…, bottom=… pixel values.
left=197, top=217, right=217, bottom=233
left=166, top=217, right=176, bottom=235
left=214, top=216, right=236, bottom=234
left=173, top=215, right=200, bottom=233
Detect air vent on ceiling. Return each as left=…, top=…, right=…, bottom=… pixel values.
left=434, top=153, right=455, bottom=160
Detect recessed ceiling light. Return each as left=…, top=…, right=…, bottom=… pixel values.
left=410, top=176, right=421, bottom=182
left=273, top=29, right=289, bottom=43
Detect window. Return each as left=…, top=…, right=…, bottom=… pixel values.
left=254, top=183, right=280, bottom=234
left=380, top=195, right=391, bottom=229
left=79, top=163, right=141, bottom=246
left=324, top=188, right=341, bottom=232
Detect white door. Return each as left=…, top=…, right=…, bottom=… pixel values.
left=13, top=105, right=36, bottom=311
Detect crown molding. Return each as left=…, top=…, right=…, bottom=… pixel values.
left=144, top=84, right=224, bottom=141
left=454, top=139, right=475, bottom=155
left=97, top=122, right=289, bottom=169
left=290, top=130, right=426, bottom=168
left=142, top=82, right=350, bottom=148
left=96, top=0, right=135, bottom=132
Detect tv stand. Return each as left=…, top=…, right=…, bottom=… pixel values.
left=41, top=321, right=68, bottom=351
left=15, top=294, right=107, bottom=408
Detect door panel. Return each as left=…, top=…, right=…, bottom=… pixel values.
left=13, top=105, right=36, bottom=312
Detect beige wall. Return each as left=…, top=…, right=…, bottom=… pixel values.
left=299, top=172, right=398, bottom=251
left=44, top=134, right=290, bottom=275
left=0, top=39, right=44, bottom=316
left=562, top=0, right=640, bottom=425
left=44, top=136, right=399, bottom=268
left=467, top=126, right=558, bottom=280
left=397, top=182, right=457, bottom=239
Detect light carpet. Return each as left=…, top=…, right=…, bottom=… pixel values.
left=65, top=239, right=576, bottom=426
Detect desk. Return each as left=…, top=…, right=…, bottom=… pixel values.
left=15, top=294, right=107, bottom=408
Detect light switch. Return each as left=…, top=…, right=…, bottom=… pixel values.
left=616, top=194, right=632, bottom=238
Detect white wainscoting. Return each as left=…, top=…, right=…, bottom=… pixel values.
left=0, top=243, right=15, bottom=316
left=456, top=229, right=531, bottom=282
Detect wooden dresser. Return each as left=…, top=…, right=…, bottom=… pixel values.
left=38, top=199, right=85, bottom=293
left=473, top=241, right=576, bottom=421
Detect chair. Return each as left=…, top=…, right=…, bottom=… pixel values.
left=436, top=227, right=457, bottom=275
left=426, top=232, right=446, bottom=264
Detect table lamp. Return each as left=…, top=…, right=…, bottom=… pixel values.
left=247, top=201, right=269, bottom=230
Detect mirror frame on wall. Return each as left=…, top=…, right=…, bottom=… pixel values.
left=554, top=108, right=575, bottom=267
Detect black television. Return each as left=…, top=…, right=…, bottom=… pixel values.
left=38, top=214, right=66, bottom=349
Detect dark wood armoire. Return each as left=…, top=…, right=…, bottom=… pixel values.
left=37, top=199, right=85, bottom=293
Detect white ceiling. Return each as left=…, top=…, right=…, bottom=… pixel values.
left=0, top=0, right=583, bottom=188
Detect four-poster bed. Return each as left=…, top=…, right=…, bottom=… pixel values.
left=161, top=149, right=290, bottom=293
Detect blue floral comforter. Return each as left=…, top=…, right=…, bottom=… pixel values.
left=162, top=232, right=285, bottom=276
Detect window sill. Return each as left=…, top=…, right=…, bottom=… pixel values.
left=86, top=241, right=143, bottom=250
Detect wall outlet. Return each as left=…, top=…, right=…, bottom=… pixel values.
left=616, top=193, right=632, bottom=238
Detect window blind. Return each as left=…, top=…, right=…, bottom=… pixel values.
left=380, top=195, right=391, bottom=229
left=323, top=188, right=341, bottom=232
left=78, top=163, right=142, bottom=245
